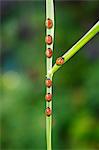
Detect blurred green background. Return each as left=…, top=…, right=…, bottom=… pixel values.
left=0, top=0, right=99, bottom=150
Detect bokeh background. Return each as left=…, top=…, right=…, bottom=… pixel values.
left=1, top=0, right=99, bottom=150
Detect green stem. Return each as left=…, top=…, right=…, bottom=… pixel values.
left=46, top=0, right=54, bottom=150
left=48, top=21, right=99, bottom=76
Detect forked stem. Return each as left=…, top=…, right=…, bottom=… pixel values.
left=45, top=2, right=99, bottom=149
left=48, top=21, right=99, bottom=76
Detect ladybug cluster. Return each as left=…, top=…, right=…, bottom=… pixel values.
left=45, top=79, right=52, bottom=116
left=45, top=18, right=53, bottom=117
left=45, top=18, right=53, bottom=58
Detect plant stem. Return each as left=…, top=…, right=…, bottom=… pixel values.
left=46, top=0, right=54, bottom=150
left=48, top=21, right=99, bottom=76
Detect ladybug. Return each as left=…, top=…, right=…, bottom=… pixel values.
left=56, top=57, right=64, bottom=65
left=45, top=18, right=53, bottom=29
left=45, top=93, right=52, bottom=102
left=45, top=78, right=52, bottom=87
left=45, top=35, right=52, bottom=45
left=45, top=48, right=53, bottom=58
left=45, top=107, right=52, bottom=116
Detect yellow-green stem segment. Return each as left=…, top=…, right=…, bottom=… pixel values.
left=48, top=21, right=99, bottom=76
left=46, top=0, right=54, bottom=150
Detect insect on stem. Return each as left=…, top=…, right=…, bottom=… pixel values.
left=49, top=21, right=99, bottom=76
left=45, top=0, right=54, bottom=150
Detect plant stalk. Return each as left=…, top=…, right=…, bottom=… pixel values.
left=46, top=0, right=54, bottom=150
left=48, top=21, right=99, bottom=76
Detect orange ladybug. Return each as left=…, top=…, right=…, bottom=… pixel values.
left=45, top=48, right=53, bottom=58
left=45, top=107, right=52, bottom=116
left=45, top=35, right=52, bottom=45
left=45, top=93, right=52, bottom=102
left=45, top=18, right=53, bottom=29
left=45, top=78, right=52, bottom=87
left=56, top=57, right=64, bottom=65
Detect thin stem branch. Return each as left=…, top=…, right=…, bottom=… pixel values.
left=46, top=0, right=54, bottom=150
left=48, top=21, right=99, bottom=76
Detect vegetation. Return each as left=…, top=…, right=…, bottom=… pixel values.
left=1, top=1, right=99, bottom=150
